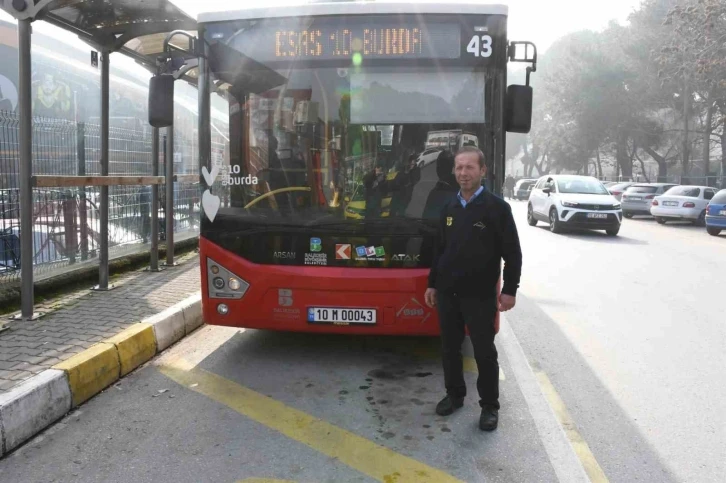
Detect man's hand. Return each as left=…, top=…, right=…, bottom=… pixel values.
left=425, top=288, right=437, bottom=308
left=498, top=294, right=516, bottom=312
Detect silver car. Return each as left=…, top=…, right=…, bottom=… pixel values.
left=607, top=182, right=638, bottom=201
left=621, top=183, right=679, bottom=218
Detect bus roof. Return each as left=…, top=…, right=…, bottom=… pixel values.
left=198, top=1, right=508, bottom=23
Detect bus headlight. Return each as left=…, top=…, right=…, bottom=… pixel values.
left=207, top=257, right=249, bottom=299
left=217, top=304, right=229, bottom=315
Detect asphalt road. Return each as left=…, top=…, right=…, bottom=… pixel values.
left=505, top=199, right=725, bottom=483
left=0, top=325, right=568, bottom=483
left=1, top=189, right=723, bottom=483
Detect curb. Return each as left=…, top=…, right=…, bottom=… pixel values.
left=0, top=292, right=203, bottom=457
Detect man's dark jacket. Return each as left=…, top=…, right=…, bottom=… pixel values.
left=428, top=188, right=522, bottom=298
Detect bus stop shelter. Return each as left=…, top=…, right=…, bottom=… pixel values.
left=1, top=0, right=198, bottom=320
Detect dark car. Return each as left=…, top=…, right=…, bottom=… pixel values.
left=513, top=179, right=536, bottom=200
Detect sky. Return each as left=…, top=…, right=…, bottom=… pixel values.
left=168, top=0, right=645, bottom=54
left=0, top=0, right=645, bottom=87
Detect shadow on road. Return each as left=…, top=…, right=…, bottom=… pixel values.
left=653, top=222, right=708, bottom=231
left=533, top=225, right=650, bottom=245
left=506, top=292, right=681, bottom=483
left=201, top=330, right=443, bottom=370
left=623, top=215, right=656, bottom=221
left=626, top=214, right=708, bottom=229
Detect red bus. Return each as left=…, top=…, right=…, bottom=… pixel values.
left=165, top=2, right=535, bottom=334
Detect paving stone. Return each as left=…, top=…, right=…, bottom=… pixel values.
left=0, top=254, right=200, bottom=393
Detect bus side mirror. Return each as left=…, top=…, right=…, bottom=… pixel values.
left=149, top=74, right=175, bottom=128
left=505, top=84, right=532, bottom=133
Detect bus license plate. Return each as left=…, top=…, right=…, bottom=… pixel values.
left=720, top=210, right=726, bottom=216
left=587, top=213, right=608, bottom=219
left=307, top=307, right=377, bottom=324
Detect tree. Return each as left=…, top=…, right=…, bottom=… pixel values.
left=519, top=0, right=726, bottom=183
left=660, top=0, right=726, bottom=180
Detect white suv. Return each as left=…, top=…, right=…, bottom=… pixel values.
left=527, top=175, right=623, bottom=236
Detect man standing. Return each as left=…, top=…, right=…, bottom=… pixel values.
left=505, top=175, right=516, bottom=200
left=424, top=146, right=522, bottom=431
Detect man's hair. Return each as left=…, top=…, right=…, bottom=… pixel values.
left=455, top=146, right=486, bottom=168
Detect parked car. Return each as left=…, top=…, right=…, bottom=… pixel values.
left=705, top=188, right=726, bottom=236
left=513, top=179, right=537, bottom=200
left=527, top=175, right=622, bottom=236
left=416, top=148, right=442, bottom=167
left=621, top=183, right=679, bottom=218
left=607, top=182, right=638, bottom=201
left=650, top=185, right=718, bottom=225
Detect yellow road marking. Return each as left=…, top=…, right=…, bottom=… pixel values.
left=535, top=371, right=609, bottom=483
left=462, top=357, right=506, bottom=381
left=160, top=358, right=463, bottom=483
left=402, top=341, right=506, bottom=380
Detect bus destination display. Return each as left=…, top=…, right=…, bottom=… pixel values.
left=237, top=23, right=461, bottom=61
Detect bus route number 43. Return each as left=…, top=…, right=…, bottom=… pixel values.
left=467, top=34, right=492, bottom=58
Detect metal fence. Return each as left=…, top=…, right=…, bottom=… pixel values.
left=0, top=110, right=208, bottom=282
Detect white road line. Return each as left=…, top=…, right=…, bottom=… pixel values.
left=498, top=314, right=591, bottom=483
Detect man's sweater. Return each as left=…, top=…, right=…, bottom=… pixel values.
left=428, top=188, right=522, bottom=298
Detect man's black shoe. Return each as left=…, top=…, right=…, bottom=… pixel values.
left=435, top=395, right=464, bottom=416
left=479, top=406, right=498, bottom=431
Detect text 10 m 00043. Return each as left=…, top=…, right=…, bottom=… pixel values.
left=308, top=308, right=377, bottom=324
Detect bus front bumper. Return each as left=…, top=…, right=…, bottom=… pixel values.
left=201, top=238, right=500, bottom=336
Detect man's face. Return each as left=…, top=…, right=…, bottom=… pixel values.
left=43, top=74, right=55, bottom=90
left=455, top=152, right=486, bottom=191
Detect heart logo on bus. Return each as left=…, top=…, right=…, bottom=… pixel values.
left=202, top=165, right=219, bottom=187
left=202, top=189, right=220, bottom=222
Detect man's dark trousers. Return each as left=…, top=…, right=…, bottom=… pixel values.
left=437, top=291, right=499, bottom=409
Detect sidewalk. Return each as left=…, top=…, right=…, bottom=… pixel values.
left=0, top=251, right=201, bottom=393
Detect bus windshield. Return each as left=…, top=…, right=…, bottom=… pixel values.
left=200, top=13, right=505, bottom=266
left=215, top=63, right=488, bottom=224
